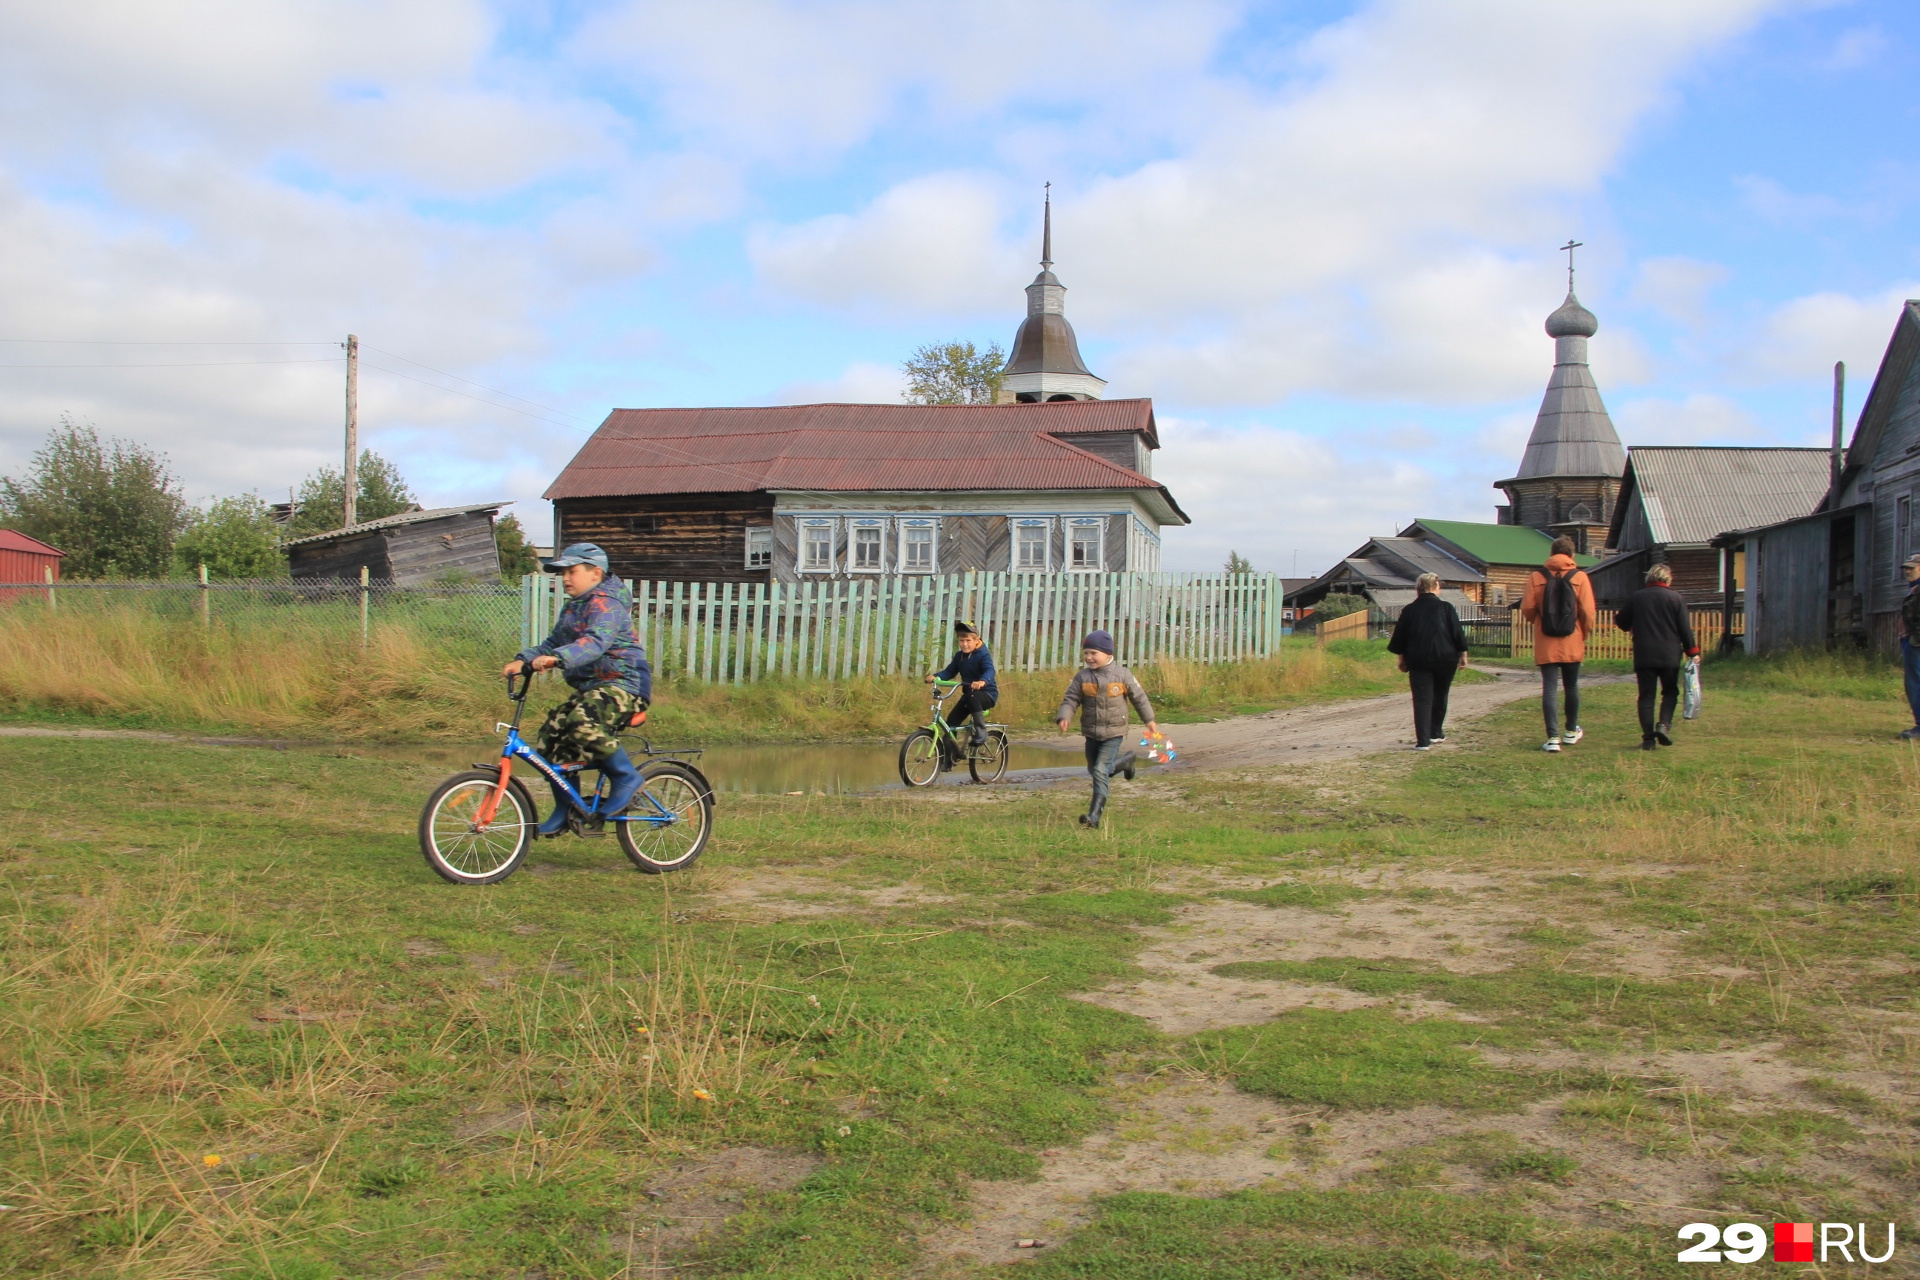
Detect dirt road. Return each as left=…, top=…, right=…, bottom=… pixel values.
left=1165, top=663, right=1550, bottom=771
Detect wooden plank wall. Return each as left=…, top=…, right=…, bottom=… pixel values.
left=558, top=493, right=775, bottom=584
left=521, top=571, right=1286, bottom=682
left=288, top=531, right=391, bottom=581
left=386, top=512, right=501, bottom=586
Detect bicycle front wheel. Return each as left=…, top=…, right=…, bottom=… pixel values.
left=899, top=728, right=941, bottom=787
left=969, top=727, right=1010, bottom=784
left=618, top=762, right=714, bottom=874
left=419, top=770, right=533, bottom=884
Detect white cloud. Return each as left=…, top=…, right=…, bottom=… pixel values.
left=1614, top=393, right=1762, bottom=445
left=1631, top=256, right=1730, bottom=329
left=755, top=0, right=1787, bottom=406
left=1749, top=282, right=1920, bottom=382
left=772, top=361, right=904, bottom=405
left=1153, top=415, right=1501, bottom=574
left=1821, top=23, right=1886, bottom=71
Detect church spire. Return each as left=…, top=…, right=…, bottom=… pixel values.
left=1491, top=246, right=1626, bottom=546
left=998, top=186, right=1107, bottom=403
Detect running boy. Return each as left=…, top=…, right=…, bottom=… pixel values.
left=1057, top=630, right=1158, bottom=828
left=927, top=621, right=997, bottom=768
left=503, top=543, right=653, bottom=835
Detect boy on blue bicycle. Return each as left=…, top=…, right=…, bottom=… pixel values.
left=503, top=543, right=653, bottom=835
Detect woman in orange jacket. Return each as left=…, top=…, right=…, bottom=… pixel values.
left=1518, top=536, right=1597, bottom=753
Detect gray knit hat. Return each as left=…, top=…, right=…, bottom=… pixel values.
left=1082, top=630, right=1115, bottom=655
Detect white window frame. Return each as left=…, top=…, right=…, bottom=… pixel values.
left=800, top=518, right=837, bottom=574
left=1013, top=517, right=1051, bottom=572
left=744, top=526, right=772, bottom=571
left=899, top=519, right=938, bottom=574
left=1067, top=517, right=1104, bottom=572
left=849, top=519, right=884, bottom=574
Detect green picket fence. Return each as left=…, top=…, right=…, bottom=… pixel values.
left=522, top=571, right=1286, bottom=683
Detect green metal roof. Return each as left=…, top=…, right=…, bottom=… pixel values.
left=1409, top=519, right=1599, bottom=568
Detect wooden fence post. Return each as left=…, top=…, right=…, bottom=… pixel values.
left=360, top=564, right=370, bottom=648
left=198, top=562, right=210, bottom=629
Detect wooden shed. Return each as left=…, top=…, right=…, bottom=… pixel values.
left=0, top=529, right=63, bottom=600
left=285, top=503, right=509, bottom=586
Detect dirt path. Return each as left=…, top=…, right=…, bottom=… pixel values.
left=1165, top=664, right=1551, bottom=771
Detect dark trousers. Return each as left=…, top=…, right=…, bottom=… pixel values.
left=1904, top=637, right=1920, bottom=729
left=944, top=688, right=997, bottom=741
left=1540, top=662, right=1581, bottom=738
left=1637, top=667, right=1679, bottom=739
left=1407, top=664, right=1457, bottom=746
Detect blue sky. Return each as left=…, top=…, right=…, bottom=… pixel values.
left=1, top=1, right=1917, bottom=574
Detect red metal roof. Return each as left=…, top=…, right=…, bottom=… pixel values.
left=544, top=400, right=1179, bottom=516
left=0, top=529, right=63, bottom=556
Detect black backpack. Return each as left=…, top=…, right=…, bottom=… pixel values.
left=1539, top=569, right=1581, bottom=638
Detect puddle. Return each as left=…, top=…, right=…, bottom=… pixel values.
left=319, top=738, right=1093, bottom=795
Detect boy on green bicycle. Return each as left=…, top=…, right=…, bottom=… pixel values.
left=927, top=621, right=997, bottom=768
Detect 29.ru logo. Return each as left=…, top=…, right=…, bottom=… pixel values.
left=1677, top=1221, right=1897, bottom=1264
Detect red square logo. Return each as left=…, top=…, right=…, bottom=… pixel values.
left=1774, top=1222, right=1814, bottom=1262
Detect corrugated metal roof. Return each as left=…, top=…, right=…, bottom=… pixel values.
left=0, top=529, right=63, bottom=556
left=1613, top=447, right=1831, bottom=547
left=283, top=502, right=509, bottom=548
left=1367, top=537, right=1486, bottom=583
left=543, top=400, right=1180, bottom=515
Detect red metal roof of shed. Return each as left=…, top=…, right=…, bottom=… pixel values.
left=544, top=400, right=1183, bottom=520
left=0, top=529, right=63, bottom=556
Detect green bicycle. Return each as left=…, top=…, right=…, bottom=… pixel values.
left=899, top=678, right=1010, bottom=787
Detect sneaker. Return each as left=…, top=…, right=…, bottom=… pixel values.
left=1641, top=738, right=1657, bottom=751
left=1414, top=743, right=1432, bottom=751
left=1654, top=723, right=1674, bottom=747
left=1561, top=726, right=1584, bottom=745
left=1900, top=727, right=1920, bottom=741
left=1429, top=735, right=1446, bottom=743
left=1542, top=738, right=1561, bottom=753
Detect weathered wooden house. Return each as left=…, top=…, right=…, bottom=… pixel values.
left=1395, top=519, right=1588, bottom=607
left=1289, top=536, right=1488, bottom=618
left=1492, top=281, right=1627, bottom=553
left=1587, top=447, right=1831, bottom=608
left=543, top=400, right=1184, bottom=584
left=285, top=503, right=510, bottom=585
left=543, top=211, right=1187, bottom=584
left=1719, top=300, right=1920, bottom=654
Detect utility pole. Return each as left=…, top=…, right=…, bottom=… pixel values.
left=1830, top=360, right=1845, bottom=506
left=344, top=334, right=359, bottom=529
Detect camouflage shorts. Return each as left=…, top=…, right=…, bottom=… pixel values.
left=536, top=685, right=642, bottom=766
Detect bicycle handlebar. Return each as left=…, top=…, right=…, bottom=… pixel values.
left=506, top=665, right=534, bottom=702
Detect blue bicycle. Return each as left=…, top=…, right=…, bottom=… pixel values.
left=418, top=668, right=715, bottom=884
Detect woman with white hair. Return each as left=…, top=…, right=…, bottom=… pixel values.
left=1614, top=562, right=1699, bottom=751
left=1386, top=572, right=1470, bottom=750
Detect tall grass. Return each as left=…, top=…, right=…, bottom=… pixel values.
left=0, top=608, right=1400, bottom=742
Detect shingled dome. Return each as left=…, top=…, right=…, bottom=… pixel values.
left=1512, top=290, right=1624, bottom=480
left=999, top=192, right=1107, bottom=402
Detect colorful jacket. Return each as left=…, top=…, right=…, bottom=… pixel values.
left=1519, top=554, right=1597, bottom=665
left=516, top=576, right=652, bottom=700
left=1058, top=661, right=1154, bottom=741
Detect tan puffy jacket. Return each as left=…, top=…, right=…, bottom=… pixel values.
left=1058, top=662, right=1155, bottom=741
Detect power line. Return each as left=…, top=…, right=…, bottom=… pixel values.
left=0, top=339, right=336, bottom=346
left=0, top=358, right=340, bottom=368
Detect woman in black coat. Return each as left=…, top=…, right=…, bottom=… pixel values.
left=1386, top=573, right=1470, bottom=750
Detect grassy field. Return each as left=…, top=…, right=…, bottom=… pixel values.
left=0, top=604, right=1403, bottom=742
left=2, top=652, right=1916, bottom=1277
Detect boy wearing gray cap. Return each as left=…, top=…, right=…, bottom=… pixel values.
left=504, top=543, right=653, bottom=835
left=1057, top=630, right=1159, bottom=828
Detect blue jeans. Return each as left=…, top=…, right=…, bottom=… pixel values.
left=1085, top=735, right=1124, bottom=819
left=1903, top=636, right=1920, bottom=729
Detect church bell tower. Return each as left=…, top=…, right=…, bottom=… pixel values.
left=997, top=188, right=1107, bottom=403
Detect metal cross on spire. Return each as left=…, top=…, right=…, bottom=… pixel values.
left=1560, top=239, right=1583, bottom=293
left=1041, top=182, right=1053, bottom=270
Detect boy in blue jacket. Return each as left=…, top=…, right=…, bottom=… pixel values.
left=503, top=543, right=653, bottom=835
left=927, top=621, right=997, bottom=768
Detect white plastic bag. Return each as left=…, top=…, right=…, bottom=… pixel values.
left=1682, top=656, right=1702, bottom=720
